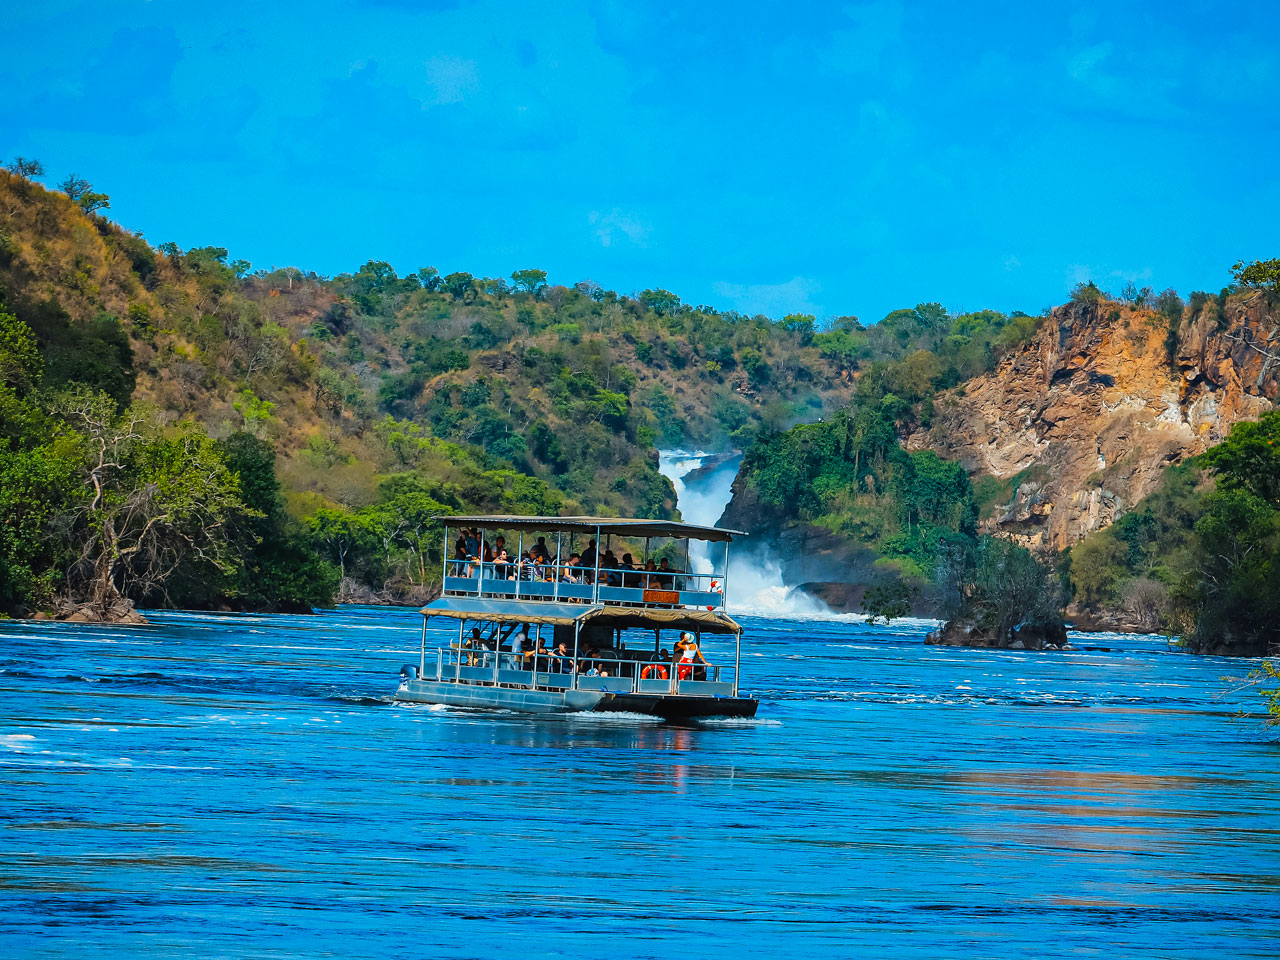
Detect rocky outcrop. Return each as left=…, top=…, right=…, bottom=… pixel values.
left=906, top=299, right=1279, bottom=550
left=926, top=619, right=1071, bottom=650
left=52, top=598, right=150, bottom=625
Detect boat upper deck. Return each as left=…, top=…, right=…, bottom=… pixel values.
left=437, top=514, right=745, bottom=618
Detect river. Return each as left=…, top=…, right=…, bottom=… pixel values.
left=2, top=608, right=1277, bottom=958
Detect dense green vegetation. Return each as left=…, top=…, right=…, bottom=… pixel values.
left=1066, top=410, right=1280, bottom=655
left=0, top=160, right=862, bottom=613
left=739, top=304, right=1043, bottom=583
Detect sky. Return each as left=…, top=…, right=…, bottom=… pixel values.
left=2, top=0, right=1278, bottom=322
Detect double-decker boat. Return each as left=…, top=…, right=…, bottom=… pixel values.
left=394, top=515, right=758, bottom=720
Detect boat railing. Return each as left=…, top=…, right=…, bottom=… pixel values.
left=440, top=559, right=724, bottom=610
left=424, top=646, right=734, bottom=697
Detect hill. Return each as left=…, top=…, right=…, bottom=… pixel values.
left=0, top=165, right=859, bottom=614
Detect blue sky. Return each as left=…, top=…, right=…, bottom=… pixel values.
left=3, top=0, right=1278, bottom=322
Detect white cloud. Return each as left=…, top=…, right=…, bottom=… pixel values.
left=589, top=208, right=650, bottom=248
left=711, top=276, right=823, bottom=319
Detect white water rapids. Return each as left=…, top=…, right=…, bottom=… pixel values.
left=657, top=450, right=836, bottom=618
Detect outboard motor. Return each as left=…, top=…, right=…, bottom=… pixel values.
left=399, top=663, right=419, bottom=685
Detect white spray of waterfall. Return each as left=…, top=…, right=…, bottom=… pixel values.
left=658, top=450, right=836, bottom=618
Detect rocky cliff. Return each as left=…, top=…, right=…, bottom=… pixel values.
left=719, top=294, right=1280, bottom=614
left=906, top=298, right=1278, bottom=550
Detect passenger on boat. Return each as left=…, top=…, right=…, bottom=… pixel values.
left=465, top=528, right=480, bottom=560
left=657, top=558, right=675, bottom=589
left=674, top=632, right=708, bottom=680
left=602, top=551, right=621, bottom=587
left=581, top=539, right=598, bottom=572
left=642, top=558, right=659, bottom=589
left=561, top=554, right=582, bottom=582
left=551, top=641, right=573, bottom=673
left=523, top=637, right=550, bottom=671
left=529, top=536, right=550, bottom=563
left=505, top=631, right=526, bottom=668
left=494, top=548, right=512, bottom=580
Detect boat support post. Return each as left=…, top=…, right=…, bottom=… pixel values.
left=554, top=530, right=562, bottom=601
left=733, top=628, right=742, bottom=697
left=419, top=615, right=428, bottom=680
left=592, top=524, right=602, bottom=603
left=723, top=541, right=730, bottom=609
left=456, top=620, right=464, bottom=681
left=571, top=620, right=581, bottom=690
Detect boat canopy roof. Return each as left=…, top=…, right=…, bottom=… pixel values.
left=420, top=596, right=743, bottom=635
left=436, top=514, right=746, bottom=543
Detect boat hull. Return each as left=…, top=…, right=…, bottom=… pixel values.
left=393, top=679, right=758, bottom=720
left=590, top=692, right=758, bottom=720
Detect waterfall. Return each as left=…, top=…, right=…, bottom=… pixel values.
left=658, top=450, right=835, bottom=618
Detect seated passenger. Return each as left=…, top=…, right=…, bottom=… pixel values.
left=641, top=559, right=659, bottom=590
left=603, top=552, right=621, bottom=587
left=494, top=548, right=512, bottom=581
left=657, top=558, right=676, bottom=589
left=529, top=536, right=550, bottom=563
left=561, top=553, right=582, bottom=583
left=581, top=539, right=598, bottom=572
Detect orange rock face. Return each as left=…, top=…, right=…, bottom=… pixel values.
left=907, top=299, right=1278, bottom=550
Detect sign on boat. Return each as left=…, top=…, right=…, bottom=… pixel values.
left=395, top=515, right=758, bottom=720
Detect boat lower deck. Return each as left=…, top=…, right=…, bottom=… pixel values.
left=394, top=677, right=758, bottom=721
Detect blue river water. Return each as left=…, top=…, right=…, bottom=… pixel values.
left=1, top=605, right=1278, bottom=959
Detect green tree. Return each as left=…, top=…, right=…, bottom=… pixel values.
left=1070, top=281, right=1106, bottom=304
left=640, top=289, right=680, bottom=315
left=1201, top=410, right=1280, bottom=506
left=442, top=271, right=477, bottom=303
left=58, top=392, right=249, bottom=613
left=938, top=536, right=1064, bottom=642
left=780, top=313, right=816, bottom=345
left=1231, top=257, right=1280, bottom=303
left=212, top=433, right=337, bottom=611
left=58, top=174, right=111, bottom=215
left=307, top=507, right=376, bottom=581
left=0, top=440, right=79, bottom=608
left=233, top=389, right=276, bottom=436
left=511, top=268, right=548, bottom=295
left=4, top=157, right=44, bottom=180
